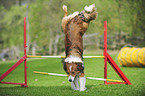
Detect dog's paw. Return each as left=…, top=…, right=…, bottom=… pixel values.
left=73, top=88, right=79, bottom=90
left=84, top=4, right=95, bottom=12
left=71, top=85, right=79, bottom=90
left=80, top=87, right=87, bottom=91
left=63, top=5, right=67, bottom=10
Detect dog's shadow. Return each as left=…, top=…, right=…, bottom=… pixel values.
left=0, top=84, right=102, bottom=96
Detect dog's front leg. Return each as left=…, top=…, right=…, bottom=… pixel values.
left=71, top=81, right=76, bottom=90
left=71, top=76, right=79, bottom=90
left=74, top=76, right=80, bottom=90
left=79, top=73, right=86, bottom=91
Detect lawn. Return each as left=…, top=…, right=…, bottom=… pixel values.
left=0, top=55, right=145, bottom=96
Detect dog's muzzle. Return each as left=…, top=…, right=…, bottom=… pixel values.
left=68, top=75, right=75, bottom=82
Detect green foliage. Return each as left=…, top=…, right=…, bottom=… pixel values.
left=29, top=0, right=63, bottom=46
left=0, top=5, right=26, bottom=48
left=0, top=0, right=144, bottom=54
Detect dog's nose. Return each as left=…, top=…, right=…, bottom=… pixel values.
left=69, top=79, right=72, bottom=82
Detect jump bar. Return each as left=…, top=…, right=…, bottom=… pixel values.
left=33, top=71, right=124, bottom=83
left=27, top=56, right=105, bottom=58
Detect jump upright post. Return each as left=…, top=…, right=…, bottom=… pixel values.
left=104, top=21, right=108, bottom=84
left=103, top=21, right=131, bottom=85
left=0, top=17, right=28, bottom=87
left=0, top=17, right=131, bottom=87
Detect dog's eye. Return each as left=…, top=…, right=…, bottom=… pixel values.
left=67, top=72, right=69, bottom=74
left=85, top=11, right=91, bottom=14
left=72, top=72, right=75, bottom=74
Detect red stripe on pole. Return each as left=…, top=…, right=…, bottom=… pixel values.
left=24, top=17, right=28, bottom=87
left=106, top=53, right=131, bottom=85
left=0, top=82, right=26, bottom=85
left=103, top=21, right=131, bottom=85
left=104, top=21, right=107, bottom=84
left=24, top=17, right=26, bottom=57
left=0, top=56, right=26, bottom=81
left=0, top=17, right=28, bottom=87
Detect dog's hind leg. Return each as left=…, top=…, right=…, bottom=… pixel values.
left=63, top=5, right=67, bottom=17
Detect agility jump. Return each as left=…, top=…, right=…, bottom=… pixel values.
left=27, top=55, right=105, bottom=58
left=0, top=17, right=131, bottom=87
left=33, top=71, right=124, bottom=83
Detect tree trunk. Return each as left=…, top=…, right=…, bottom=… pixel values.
left=32, top=40, right=37, bottom=56
left=54, top=34, right=59, bottom=55
left=118, top=0, right=122, bottom=33
left=12, top=46, right=20, bottom=59
left=49, top=38, right=53, bottom=55
left=26, top=4, right=30, bottom=54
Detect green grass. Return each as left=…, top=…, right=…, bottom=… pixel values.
left=0, top=55, right=145, bottom=96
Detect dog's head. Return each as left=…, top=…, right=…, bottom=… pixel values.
left=82, top=4, right=98, bottom=22
left=64, top=62, right=84, bottom=82
left=63, top=56, right=84, bottom=82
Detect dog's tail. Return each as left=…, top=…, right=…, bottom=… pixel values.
left=63, top=5, right=67, bottom=17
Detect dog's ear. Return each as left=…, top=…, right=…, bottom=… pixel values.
left=63, top=62, right=67, bottom=72
left=62, top=59, right=67, bottom=71
left=92, top=7, right=97, bottom=12
left=76, top=62, right=84, bottom=72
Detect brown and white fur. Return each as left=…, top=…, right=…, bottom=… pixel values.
left=62, top=4, right=97, bottom=91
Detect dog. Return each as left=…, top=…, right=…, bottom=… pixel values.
left=61, top=4, right=97, bottom=91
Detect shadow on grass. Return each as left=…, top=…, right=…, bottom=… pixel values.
left=0, top=84, right=145, bottom=96
left=0, top=85, right=99, bottom=96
